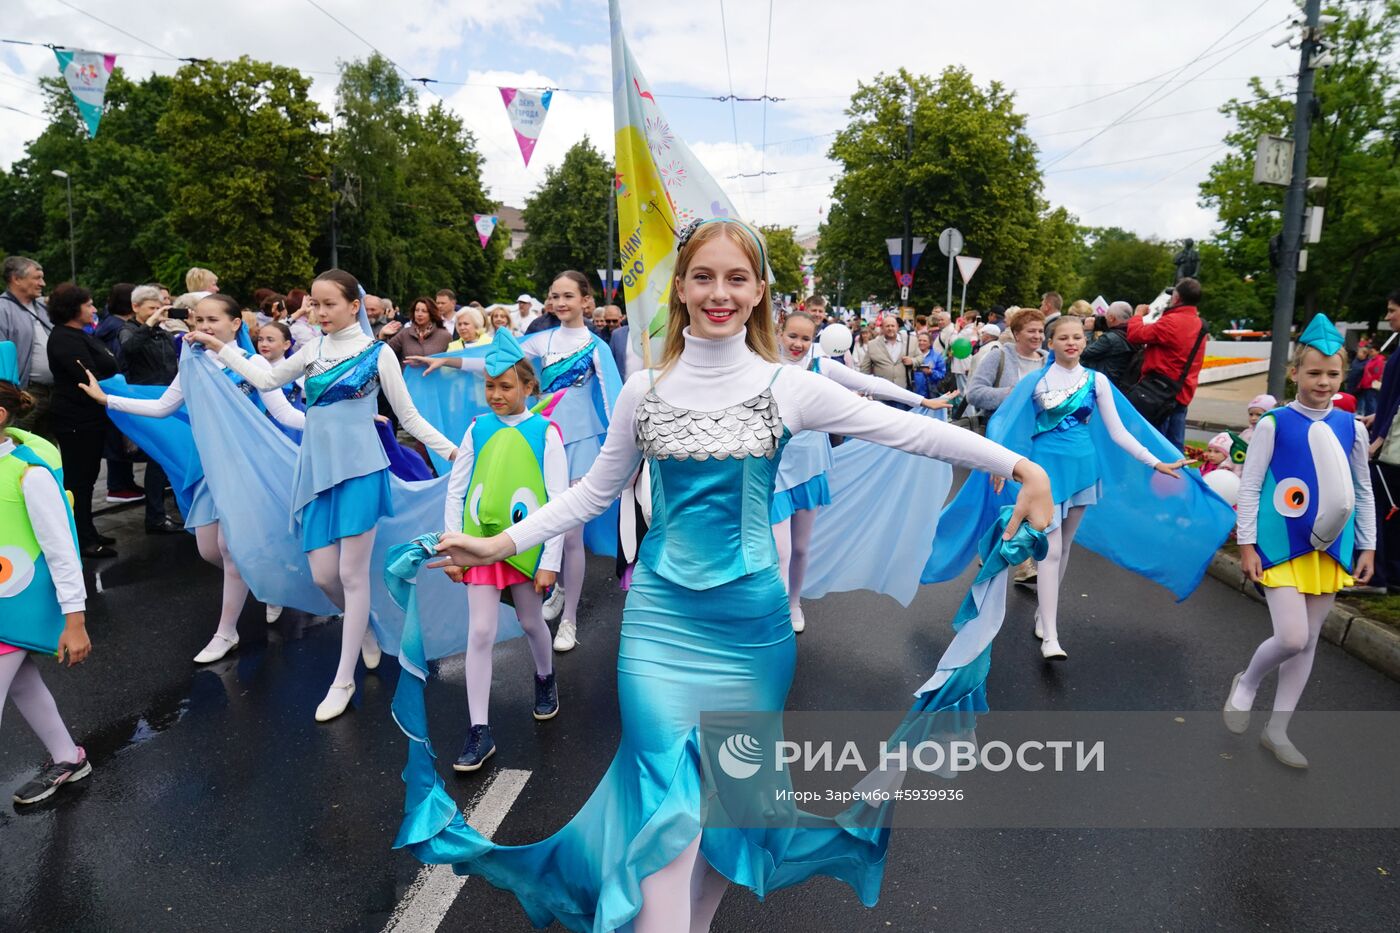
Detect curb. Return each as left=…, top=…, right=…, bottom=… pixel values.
left=1206, top=549, right=1400, bottom=683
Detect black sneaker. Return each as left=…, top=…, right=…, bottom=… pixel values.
left=453, top=725, right=495, bottom=772
left=94, top=532, right=117, bottom=546
left=145, top=518, right=182, bottom=535
left=533, top=672, right=559, bottom=721
left=13, top=747, right=92, bottom=805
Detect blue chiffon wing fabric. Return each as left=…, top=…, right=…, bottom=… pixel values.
left=98, top=375, right=203, bottom=517
left=802, top=408, right=954, bottom=606
left=375, top=419, right=434, bottom=481
left=180, top=351, right=521, bottom=656
left=922, top=359, right=1236, bottom=600
left=404, top=335, right=623, bottom=558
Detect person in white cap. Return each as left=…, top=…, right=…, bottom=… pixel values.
left=513, top=294, right=540, bottom=333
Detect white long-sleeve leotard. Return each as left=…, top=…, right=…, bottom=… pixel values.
left=443, top=410, right=568, bottom=573
left=1235, top=400, right=1375, bottom=549
left=216, top=323, right=455, bottom=459
left=1034, top=364, right=1160, bottom=468
left=3, top=438, right=85, bottom=613
left=783, top=348, right=926, bottom=407
left=505, top=329, right=1025, bottom=554
left=107, top=351, right=306, bottom=431
left=442, top=323, right=615, bottom=426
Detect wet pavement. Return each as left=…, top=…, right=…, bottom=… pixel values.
left=3, top=493, right=1399, bottom=932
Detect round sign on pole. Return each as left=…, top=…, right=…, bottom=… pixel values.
left=938, top=227, right=963, bottom=257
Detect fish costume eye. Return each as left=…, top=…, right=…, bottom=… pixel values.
left=468, top=485, right=484, bottom=525
left=510, top=488, right=540, bottom=525
left=0, top=545, right=36, bottom=597
left=1272, top=478, right=1309, bottom=518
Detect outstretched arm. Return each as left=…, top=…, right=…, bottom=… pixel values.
left=216, top=340, right=311, bottom=390
left=97, top=375, right=184, bottom=417
left=816, top=357, right=929, bottom=407
left=376, top=345, right=456, bottom=459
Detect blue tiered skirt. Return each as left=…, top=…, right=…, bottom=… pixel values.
left=394, top=560, right=887, bottom=932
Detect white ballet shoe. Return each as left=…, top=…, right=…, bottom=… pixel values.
left=790, top=605, right=805, bottom=634
left=1222, top=672, right=1250, bottom=735
left=1040, top=638, right=1067, bottom=661
left=1260, top=731, right=1308, bottom=769
left=265, top=604, right=283, bottom=624
left=553, top=620, right=577, bottom=653
left=193, top=633, right=239, bottom=664
left=361, top=629, right=382, bottom=671
left=1033, top=612, right=1044, bottom=640
left=542, top=584, right=565, bottom=622
left=315, top=682, right=356, bottom=722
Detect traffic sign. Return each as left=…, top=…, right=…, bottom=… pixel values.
left=899, top=273, right=913, bottom=288
left=938, top=227, right=963, bottom=257
left=954, top=255, right=982, bottom=282
left=901, top=286, right=910, bottom=302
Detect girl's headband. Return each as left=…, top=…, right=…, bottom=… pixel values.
left=676, top=218, right=769, bottom=279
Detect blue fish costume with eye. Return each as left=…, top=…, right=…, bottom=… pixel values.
left=1254, top=314, right=1357, bottom=582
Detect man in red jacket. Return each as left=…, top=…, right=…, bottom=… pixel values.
left=1126, top=277, right=1207, bottom=452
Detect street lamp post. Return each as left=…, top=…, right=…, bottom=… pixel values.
left=51, top=169, right=76, bottom=283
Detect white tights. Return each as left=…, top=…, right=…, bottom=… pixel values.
left=194, top=521, right=248, bottom=641
left=308, top=528, right=378, bottom=687
left=0, top=652, right=80, bottom=763
left=631, top=834, right=728, bottom=933
left=772, top=507, right=818, bottom=611
left=1232, top=586, right=1333, bottom=739
left=465, top=583, right=554, bottom=726
left=560, top=526, right=585, bottom=623
left=1035, top=506, right=1087, bottom=644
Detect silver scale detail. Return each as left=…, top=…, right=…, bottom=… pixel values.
left=635, top=388, right=784, bottom=461
left=1035, top=369, right=1092, bottom=413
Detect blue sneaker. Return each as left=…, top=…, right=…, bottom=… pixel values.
left=453, top=725, right=495, bottom=772
left=533, top=673, right=559, bottom=721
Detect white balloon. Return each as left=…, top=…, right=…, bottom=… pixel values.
left=1202, top=468, right=1240, bottom=507
left=818, top=323, right=853, bottom=356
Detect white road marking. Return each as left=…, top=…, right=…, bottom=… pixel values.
left=383, top=768, right=532, bottom=933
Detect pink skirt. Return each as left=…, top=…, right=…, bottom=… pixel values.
left=0, top=642, right=20, bottom=657
left=465, top=561, right=531, bottom=589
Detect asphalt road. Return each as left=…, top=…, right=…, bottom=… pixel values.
left=3, top=498, right=1398, bottom=932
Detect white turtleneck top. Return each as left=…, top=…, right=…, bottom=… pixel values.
left=782, top=347, right=927, bottom=407
left=1235, top=400, right=1375, bottom=549
left=1033, top=363, right=1159, bottom=468
left=506, top=329, right=1025, bottom=553
left=217, top=323, right=455, bottom=458
left=1, top=438, right=85, bottom=613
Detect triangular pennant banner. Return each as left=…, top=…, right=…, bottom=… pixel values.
left=473, top=214, right=498, bottom=249
left=499, top=87, right=553, bottom=167
left=53, top=48, right=116, bottom=138
left=610, top=0, right=741, bottom=365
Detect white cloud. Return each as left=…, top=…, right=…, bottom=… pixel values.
left=2, top=0, right=1301, bottom=247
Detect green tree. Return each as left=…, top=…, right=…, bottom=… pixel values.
left=520, top=138, right=614, bottom=295
left=760, top=225, right=803, bottom=295
left=1026, top=206, right=1085, bottom=302
left=159, top=57, right=330, bottom=297
left=1078, top=227, right=1175, bottom=305
left=0, top=70, right=177, bottom=296
left=1199, top=1, right=1400, bottom=328
left=816, top=67, right=1044, bottom=311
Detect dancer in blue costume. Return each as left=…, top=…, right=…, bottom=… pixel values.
left=1224, top=315, right=1374, bottom=768
left=80, top=295, right=306, bottom=664
left=924, top=313, right=1236, bottom=659
left=419, top=220, right=1053, bottom=932
left=772, top=310, right=953, bottom=632
left=410, top=270, right=624, bottom=654
left=187, top=270, right=457, bottom=723
left=0, top=368, right=96, bottom=806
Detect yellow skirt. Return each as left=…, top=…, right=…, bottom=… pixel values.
left=1260, top=551, right=1353, bottom=595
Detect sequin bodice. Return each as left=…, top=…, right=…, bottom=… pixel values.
left=635, top=388, right=783, bottom=462
left=634, top=386, right=789, bottom=589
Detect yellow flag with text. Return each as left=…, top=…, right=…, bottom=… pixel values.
left=610, top=0, right=740, bottom=366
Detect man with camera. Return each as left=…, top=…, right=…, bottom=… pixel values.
left=1125, top=277, right=1208, bottom=453
left=115, top=284, right=185, bottom=534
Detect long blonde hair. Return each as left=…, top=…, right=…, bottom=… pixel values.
left=659, top=220, right=778, bottom=371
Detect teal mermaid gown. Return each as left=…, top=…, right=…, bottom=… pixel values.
left=393, top=378, right=886, bottom=931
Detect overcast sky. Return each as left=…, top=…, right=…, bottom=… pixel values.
left=1, top=0, right=1302, bottom=241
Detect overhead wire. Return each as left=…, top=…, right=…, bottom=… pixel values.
left=759, top=0, right=775, bottom=212
left=51, top=0, right=182, bottom=59
left=717, top=0, right=749, bottom=215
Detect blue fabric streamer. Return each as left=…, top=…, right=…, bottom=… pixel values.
left=180, top=350, right=522, bottom=656
left=97, top=375, right=202, bottom=517
left=922, top=358, right=1237, bottom=600
left=801, top=408, right=954, bottom=606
